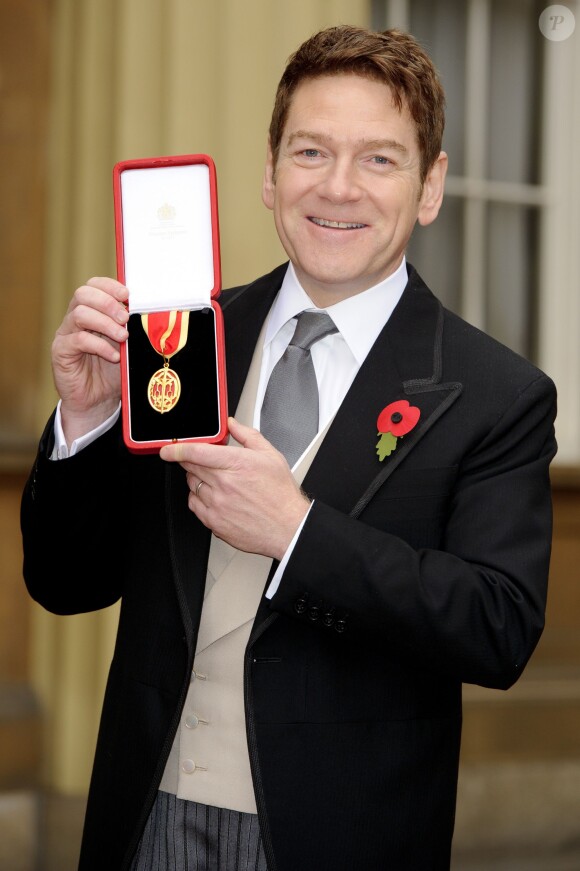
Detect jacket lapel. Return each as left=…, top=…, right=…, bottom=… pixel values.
left=301, top=266, right=462, bottom=518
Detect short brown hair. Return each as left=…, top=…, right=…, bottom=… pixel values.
left=268, top=24, right=446, bottom=183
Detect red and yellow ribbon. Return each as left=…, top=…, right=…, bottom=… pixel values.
left=141, top=310, right=190, bottom=359
left=141, top=311, right=190, bottom=414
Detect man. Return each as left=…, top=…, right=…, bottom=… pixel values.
left=21, top=24, right=557, bottom=871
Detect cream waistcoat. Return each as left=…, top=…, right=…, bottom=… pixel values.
left=159, top=320, right=332, bottom=812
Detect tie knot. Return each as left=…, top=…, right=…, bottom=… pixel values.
left=289, top=311, right=337, bottom=351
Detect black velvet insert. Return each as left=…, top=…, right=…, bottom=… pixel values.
left=126, top=307, right=220, bottom=443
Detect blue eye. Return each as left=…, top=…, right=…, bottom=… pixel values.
left=302, top=149, right=320, bottom=158
left=372, top=156, right=390, bottom=165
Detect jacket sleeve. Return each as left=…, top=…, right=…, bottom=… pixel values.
left=269, top=371, right=557, bottom=690
left=20, top=413, right=130, bottom=615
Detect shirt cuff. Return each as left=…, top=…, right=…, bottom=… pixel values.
left=264, top=500, right=314, bottom=599
left=50, top=400, right=121, bottom=460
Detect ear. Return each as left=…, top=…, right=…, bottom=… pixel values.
left=261, top=140, right=276, bottom=211
left=417, top=151, right=448, bottom=227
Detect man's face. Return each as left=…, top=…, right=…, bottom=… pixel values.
left=262, top=74, right=447, bottom=305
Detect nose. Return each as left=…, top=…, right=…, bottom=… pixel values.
left=318, top=157, right=362, bottom=203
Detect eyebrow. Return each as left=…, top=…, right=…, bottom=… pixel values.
left=287, top=130, right=409, bottom=155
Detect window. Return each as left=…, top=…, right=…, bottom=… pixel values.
left=372, top=0, right=580, bottom=462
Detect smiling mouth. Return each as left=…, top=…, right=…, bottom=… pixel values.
left=309, top=217, right=367, bottom=230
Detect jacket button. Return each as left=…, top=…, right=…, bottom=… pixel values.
left=335, top=617, right=348, bottom=633
left=308, top=605, right=320, bottom=621
left=322, top=609, right=335, bottom=627
left=294, top=595, right=308, bottom=614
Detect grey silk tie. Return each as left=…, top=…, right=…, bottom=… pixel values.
left=260, top=310, right=338, bottom=467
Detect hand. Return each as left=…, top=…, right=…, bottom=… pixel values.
left=52, top=277, right=130, bottom=443
left=160, top=417, right=311, bottom=560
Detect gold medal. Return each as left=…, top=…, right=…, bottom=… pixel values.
left=141, top=310, right=189, bottom=414
left=147, top=364, right=181, bottom=413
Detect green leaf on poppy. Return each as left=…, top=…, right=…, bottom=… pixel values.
left=376, top=431, right=398, bottom=461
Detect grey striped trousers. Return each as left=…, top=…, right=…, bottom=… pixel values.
left=129, top=790, right=268, bottom=871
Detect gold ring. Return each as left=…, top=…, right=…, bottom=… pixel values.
left=195, top=480, right=205, bottom=497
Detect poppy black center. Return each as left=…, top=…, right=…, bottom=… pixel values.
left=391, top=412, right=403, bottom=424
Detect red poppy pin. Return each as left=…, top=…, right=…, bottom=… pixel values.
left=376, top=400, right=421, bottom=461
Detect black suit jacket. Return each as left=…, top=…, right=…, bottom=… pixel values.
left=20, top=263, right=557, bottom=870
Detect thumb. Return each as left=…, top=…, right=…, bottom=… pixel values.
left=227, top=416, right=273, bottom=452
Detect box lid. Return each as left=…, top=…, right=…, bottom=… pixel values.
left=113, top=153, right=221, bottom=313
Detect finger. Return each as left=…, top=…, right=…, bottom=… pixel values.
left=193, top=479, right=211, bottom=501
left=160, top=440, right=234, bottom=469
left=58, top=286, right=129, bottom=349
left=187, top=472, right=208, bottom=496
left=52, top=324, right=127, bottom=372
left=62, top=305, right=129, bottom=343
left=160, top=426, right=282, bottom=474
left=86, top=276, right=129, bottom=302
left=68, top=278, right=128, bottom=320
left=186, top=477, right=213, bottom=525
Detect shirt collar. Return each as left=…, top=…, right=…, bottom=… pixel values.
left=264, top=258, right=409, bottom=366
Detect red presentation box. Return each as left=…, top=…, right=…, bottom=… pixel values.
left=113, top=153, right=228, bottom=454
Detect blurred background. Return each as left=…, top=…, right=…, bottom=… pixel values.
left=1, top=0, right=579, bottom=868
